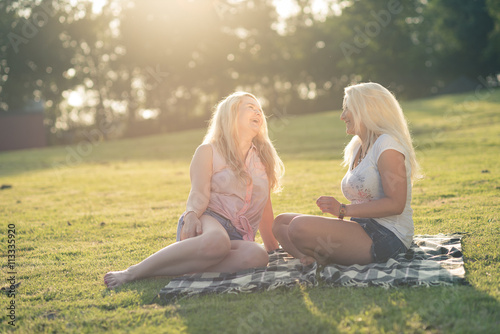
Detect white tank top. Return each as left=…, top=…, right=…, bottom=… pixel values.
left=341, top=134, right=414, bottom=248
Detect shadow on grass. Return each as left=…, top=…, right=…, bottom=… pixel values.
left=106, top=232, right=499, bottom=333
left=162, top=284, right=499, bottom=333
left=109, top=277, right=172, bottom=305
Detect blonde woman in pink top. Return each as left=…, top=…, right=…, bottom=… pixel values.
left=104, top=92, right=284, bottom=288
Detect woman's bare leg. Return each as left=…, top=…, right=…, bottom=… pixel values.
left=104, top=215, right=231, bottom=288
left=204, top=240, right=269, bottom=272
left=272, top=213, right=315, bottom=264
left=288, top=215, right=373, bottom=266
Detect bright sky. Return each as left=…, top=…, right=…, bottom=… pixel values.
left=91, top=0, right=107, bottom=13
left=273, top=0, right=339, bottom=19
left=86, top=0, right=335, bottom=17
left=76, top=0, right=107, bottom=14
left=273, top=0, right=300, bottom=18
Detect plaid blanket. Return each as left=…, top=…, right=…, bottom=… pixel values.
left=321, top=234, right=466, bottom=288
left=158, top=234, right=465, bottom=302
left=159, top=250, right=316, bottom=303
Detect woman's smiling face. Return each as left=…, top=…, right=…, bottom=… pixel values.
left=340, top=98, right=366, bottom=138
left=340, top=106, right=355, bottom=135
left=236, top=96, right=263, bottom=137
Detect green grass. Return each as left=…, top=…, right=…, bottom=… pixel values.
left=0, top=89, right=499, bottom=333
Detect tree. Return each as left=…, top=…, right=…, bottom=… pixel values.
left=426, top=0, right=498, bottom=82
left=0, top=0, right=74, bottom=115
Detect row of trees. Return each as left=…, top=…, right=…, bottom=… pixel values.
left=1, top=0, right=499, bottom=143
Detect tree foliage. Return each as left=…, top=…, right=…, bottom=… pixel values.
left=0, top=0, right=498, bottom=143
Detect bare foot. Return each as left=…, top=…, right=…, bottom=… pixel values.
left=300, top=255, right=316, bottom=266
left=104, top=269, right=133, bottom=289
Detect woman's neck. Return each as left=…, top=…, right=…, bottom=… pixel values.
left=358, top=132, right=368, bottom=151
left=359, top=132, right=379, bottom=152
left=239, top=140, right=253, bottom=160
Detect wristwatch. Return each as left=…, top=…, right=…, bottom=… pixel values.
left=338, top=204, right=346, bottom=220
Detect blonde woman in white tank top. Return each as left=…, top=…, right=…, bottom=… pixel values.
left=273, top=83, right=422, bottom=266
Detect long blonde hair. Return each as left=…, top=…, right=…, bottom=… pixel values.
left=342, top=82, right=422, bottom=183
left=203, top=92, right=284, bottom=192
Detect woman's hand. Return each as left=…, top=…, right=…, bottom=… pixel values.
left=316, top=196, right=341, bottom=216
left=180, top=212, right=202, bottom=240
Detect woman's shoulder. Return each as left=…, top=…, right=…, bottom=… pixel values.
left=375, top=134, right=400, bottom=148
left=373, top=134, right=405, bottom=156
left=376, top=133, right=394, bottom=143
left=189, top=144, right=214, bottom=174
left=198, top=143, right=228, bottom=171
left=194, top=143, right=213, bottom=157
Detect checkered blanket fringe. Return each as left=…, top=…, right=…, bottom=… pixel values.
left=158, top=234, right=466, bottom=303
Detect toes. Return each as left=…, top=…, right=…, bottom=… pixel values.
left=103, top=271, right=130, bottom=289
left=104, top=273, right=122, bottom=289
left=105, top=280, right=117, bottom=289
left=104, top=273, right=116, bottom=287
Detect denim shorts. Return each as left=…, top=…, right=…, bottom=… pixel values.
left=176, top=209, right=243, bottom=242
left=351, top=217, right=407, bottom=263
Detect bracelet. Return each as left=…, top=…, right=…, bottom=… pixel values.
left=338, top=204, right=346, bottom=220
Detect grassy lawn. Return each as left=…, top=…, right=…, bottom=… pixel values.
left=0, top=89, right=499, bottom=333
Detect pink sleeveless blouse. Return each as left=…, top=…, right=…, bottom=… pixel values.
left=207, top=143, right=269, bottom=241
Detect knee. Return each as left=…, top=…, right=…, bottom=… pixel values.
left=272, top=213, right=294, bottom=237
left=272, top=214, right=285, bottom=237
left=198, top=233, right=231, bottom=260
left=288, top=217, right=308, bottom=244
left=240, top=245, right=269, bottom=269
